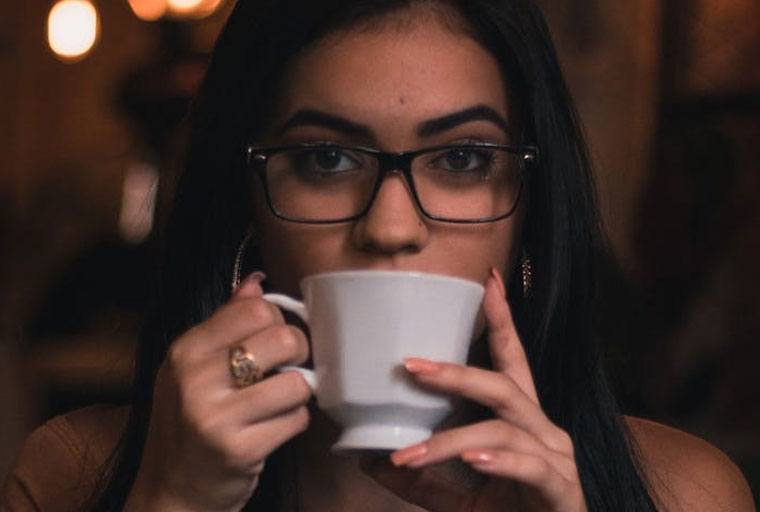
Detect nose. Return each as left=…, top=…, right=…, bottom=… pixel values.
left=351, top=171, right=429, bottom=255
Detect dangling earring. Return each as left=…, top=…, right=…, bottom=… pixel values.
left=521, top=250, right=533, bottom=298
left=231, top=226, right=254, bottom=294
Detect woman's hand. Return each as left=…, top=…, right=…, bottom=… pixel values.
left=124, top=273, right=313, bottom=512
left=364, top=268, right=587, bottom=512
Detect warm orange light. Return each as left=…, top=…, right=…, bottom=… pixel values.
left=165, top=0, right=224, bottom=19
left=128, top=0, right=168, bottom=21
left=47, top=0, right=100, bottom=62
left=195, top=0, right=224, bottom=16
left=166, top=0, right=204, bottom=15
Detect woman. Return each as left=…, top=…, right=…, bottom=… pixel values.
left=2, top=0, right=755, bottom=511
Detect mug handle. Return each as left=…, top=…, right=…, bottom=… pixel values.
left=262, top=293, right=317, bottom=390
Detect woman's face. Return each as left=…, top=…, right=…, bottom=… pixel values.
left=251, top=13, right=523, bottom=297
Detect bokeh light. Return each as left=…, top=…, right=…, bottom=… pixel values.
left=47, top=0, right=100, bottom=62
left=128, top=0, right=168, bottom=21
left=195, top=0, right=224, bottom=17
left=128, top=0, right=224, bottom=21
left=166, top=0, right=204, bottom=15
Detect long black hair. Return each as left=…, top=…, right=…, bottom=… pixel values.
left=91, top=1, right=659, bottom=510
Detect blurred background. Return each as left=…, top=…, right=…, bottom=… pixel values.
left=0, top=0, right=758, bottom=502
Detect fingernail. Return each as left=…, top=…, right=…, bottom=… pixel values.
left=390, top=442, right=428, bottom=466
left=235, top=271, right=267, bottom=295
left=461, top=450, right=495, bottom=464
left=404, top=357, right=441, bottom=375
left=490, top=267, right=506, bottom=298
left=242, top=271, right=266, bottom=286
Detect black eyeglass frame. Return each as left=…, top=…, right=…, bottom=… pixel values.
left=244, top=142, right=539, bottom=224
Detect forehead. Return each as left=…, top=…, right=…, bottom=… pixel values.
left=271, top=14, right=510, bottom=137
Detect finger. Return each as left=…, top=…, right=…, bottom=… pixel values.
left=231, top=271, right=268, bottom=300
left=183, top=295, right=286, bottom=356
left=392, top=419, right=541, bottom=464
left=462, top=449, right=581, bottom=508
left=222, top=323, right=309, bottom=371
left=390, top=419, right=576, bottom=481
left=484, top=268, right=539, bottom=403
left=178, top=322, right=311, bottom=406
left=220, top=371, right=313, bottom=424
left=192, top=321, right=309, bottom=393
left=404, top=358, right=574, bottom=455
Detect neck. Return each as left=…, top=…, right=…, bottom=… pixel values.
left=292, top=407, right=425, bottom=512
left=291, top=399, right=491, bottom=512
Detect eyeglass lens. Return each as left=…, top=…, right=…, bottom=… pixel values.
left=263, top=146, right=523, bottom=222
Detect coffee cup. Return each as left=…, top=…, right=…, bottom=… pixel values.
left=262, top=269, right=484, bottom=451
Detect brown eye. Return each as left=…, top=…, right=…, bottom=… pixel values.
left=291, top=148, right=361, bottom=174
left=435, top=148, right=492, bottom=172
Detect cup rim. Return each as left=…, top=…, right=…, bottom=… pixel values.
left=300, top=269, right=485, bottom=293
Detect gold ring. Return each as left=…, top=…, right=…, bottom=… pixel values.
left=228, top=346, right=264, bottom=387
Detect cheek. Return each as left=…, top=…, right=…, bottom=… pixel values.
left=254, top=219, right=348, bottom=296
left=438, top=222, right=515, bottom=280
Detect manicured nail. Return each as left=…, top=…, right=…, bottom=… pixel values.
left=241, top=271, right=266, bottom=287
left=249, top=271, right=267, bottom=282
left=235, top=271, right=267, bottom=295
left=391, top=442, right=428, bottom=466
left=461, top=450, right=495, bottom=464
left=490, top=267, right=506, bottom=298
left=404, top=357, right=442, bottom=375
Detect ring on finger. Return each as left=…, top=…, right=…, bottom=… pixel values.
left=229, top=346, right=264, bottom=387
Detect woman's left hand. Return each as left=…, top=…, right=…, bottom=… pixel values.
left=363, top=268, right=588, bottom=512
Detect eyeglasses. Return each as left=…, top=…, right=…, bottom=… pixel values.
left=245, top=142, right=538, bottom=224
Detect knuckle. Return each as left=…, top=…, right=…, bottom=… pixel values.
left=170, top=327, right=208, bottom=364
left=557, top=430, right=574, bottom=454
left=251, top=299, right=280, bottom=325
left=285, top=372, right=313, bottom=401
left=274, top=324, right=301, bottom=357
left=167, top=342, right=188, bottom=368
left=291, top=406, right=311, bottom=433
left=287, top=326, right=309, bottom=361
left=165, top=346, right=196, bottom=384
left=233, top=298, right=275, bottom=328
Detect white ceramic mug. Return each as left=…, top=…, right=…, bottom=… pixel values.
left=262, top=270, right=485, bottom=451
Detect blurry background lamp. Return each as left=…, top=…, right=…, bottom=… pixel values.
left=166, top=0, right=204, bottom=15
left=195, top=0, right=224, bottom=17
left=166, top=0, right=224, bottom=19
left=128, top=0, right=168, bottom=21
left=47, top=0, right=100, bottom=62
left=127, top=0, right=225, bottom=20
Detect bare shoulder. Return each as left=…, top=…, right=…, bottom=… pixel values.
left=624, top=415, right=757, bottom=512
left=1, top=404, right=130, bottom=511
left=61, top=403, right=130, bottom=442
left=58, top=403, right=130, bottom=461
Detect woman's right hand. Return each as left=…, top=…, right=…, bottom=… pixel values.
left=124, top=273, right=312, bottom=512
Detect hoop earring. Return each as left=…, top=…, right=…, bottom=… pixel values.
left=231, top=226, right=254, bottom=294
left=521, top=251, right=533, bottom=298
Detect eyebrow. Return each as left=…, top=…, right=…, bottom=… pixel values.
left=275, top=104, right=510, bottom=140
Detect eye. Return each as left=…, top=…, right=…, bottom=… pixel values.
left=434, top=147, right=493, bottom=172
left=298, top=148, right=361, bottom=173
